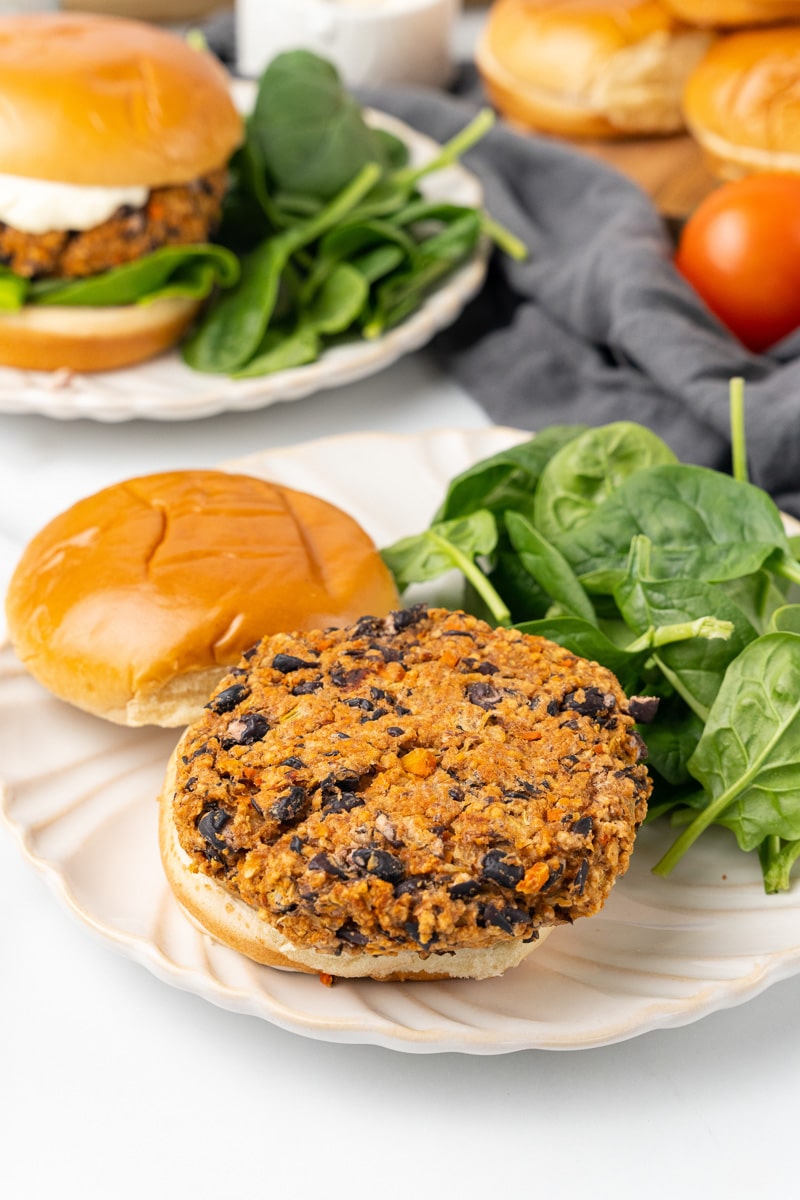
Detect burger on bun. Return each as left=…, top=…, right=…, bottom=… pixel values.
left=4, top=470, right=399, bottom=726
left=159, top=607, right=651, bottom=981
left=0, top=13, right=242, bottom=372
left=477, top=0, right=714, bottom=139
left=683, top=27, right=800, bottom=178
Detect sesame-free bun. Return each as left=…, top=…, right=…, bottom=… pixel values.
left=0, top=296, right=201, bottom=373
left=158, top=749, right=552, bottom=981
left=476, top=0, right=714, bottom=139
left=5, top=471, right=400, bottom=727
left=661, top=0, right=800, bottom=26
left=0, top=13, right=242, bottom=186
left=683, top=28, right=800, bottom=178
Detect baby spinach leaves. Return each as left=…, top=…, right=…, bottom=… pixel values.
left=186, top=51, right=520, bottom=378
left=381, top=386, right=800, bottom=891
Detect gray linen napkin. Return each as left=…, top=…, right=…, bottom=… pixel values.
left=361, top=86, right=800, bottom=518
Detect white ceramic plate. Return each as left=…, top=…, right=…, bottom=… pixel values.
left=2, top=426, right=800, bottom=1055
left=0, top=110, right=487, bottom=422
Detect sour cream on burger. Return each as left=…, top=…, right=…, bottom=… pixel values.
left=0, top=173, right=148, bottom=235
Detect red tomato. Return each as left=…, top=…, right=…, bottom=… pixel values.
left=675, top=175, right=800, bottom=354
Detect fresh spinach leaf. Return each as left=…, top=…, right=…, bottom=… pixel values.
left=28, top=244, right=239, bottom=308
left=534, top=422, right=677, bottom=543
left=183, top=163, right=380, bottom=374
left=769, top=605, right=800, bottom=635
left=513, top=616, right=648, bottom=691
left=300, top=263, right=368, bottom=335
left=250, top=51, right=391, bottom=199
left=505, top=511, right=596, bottom=624
left=760, top=837, right=800, bottom=894
left=655, top=632, right=800, bottom=878
left=435, top=426, right=586, bottom=524
left=641, top=695, right=705, bottom=787
left=382, top=511, right=510, bottom=626
left=0, top=268, right=28, bottom=311
left=558, top=465, right=791, bottom=591
left=232, top=328, right=320, bottom=378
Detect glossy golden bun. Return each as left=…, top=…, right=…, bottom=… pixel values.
left=477, top=0, right=713, bottom=139
left=0, top=13, right=242, bottom=186
left=5, top=471, right=400, bottom=727
left=661, top=0, right=800, bottom=26
left=0, top=296, right=200, bottom=373
left=683, top=28, right=800, bottom=178
left=158, top=748, right=552, bottom=981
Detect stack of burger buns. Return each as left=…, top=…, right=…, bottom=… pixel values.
left=478, top=0, right=800, bottom=181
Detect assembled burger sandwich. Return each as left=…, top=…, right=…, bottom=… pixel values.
left=0, top=13, right=242, bottom=371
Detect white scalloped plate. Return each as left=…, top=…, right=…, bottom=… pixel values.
left=0, top=109, right=487, bottom=422
left=2, top=426, right=800, bottom=1054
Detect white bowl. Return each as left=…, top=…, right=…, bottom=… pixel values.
left=236, top=0, right=461, bottom=88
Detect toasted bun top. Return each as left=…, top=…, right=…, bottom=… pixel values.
left=484, top=0, right=691, bottom=98
left=5, top=470, right=399, bottom=725
left=683, top=27, right=800, bottom=160
left=661, top=0, right=800, bottom=26
left=0, top=13, right=242, bottom=185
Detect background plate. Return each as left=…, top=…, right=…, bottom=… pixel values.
left=2, top=426, right=800, bottom=1054
left=0, top=112, right=487, bottom=422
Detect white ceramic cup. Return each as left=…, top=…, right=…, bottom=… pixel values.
left=236, top=0, right=461, bottom=88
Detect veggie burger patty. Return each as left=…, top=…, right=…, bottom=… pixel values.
left=171, top=607, right=651, bottom=961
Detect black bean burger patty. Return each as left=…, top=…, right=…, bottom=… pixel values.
left=172, top=607, right=651, bottom=959
left=0, top=167, right=227, bottom=279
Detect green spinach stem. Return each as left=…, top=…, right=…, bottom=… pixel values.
left=429, top=532, right=511, bottom=627
left=730, top=377, right=748, bottom=484
left=393, top=109, right=495, bottom=187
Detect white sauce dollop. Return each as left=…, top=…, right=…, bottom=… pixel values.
left=0, top=174, right=149, bottom=235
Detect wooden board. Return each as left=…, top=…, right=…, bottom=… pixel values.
left=576, top=134, right=719, bottom=220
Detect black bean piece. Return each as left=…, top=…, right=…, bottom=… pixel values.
left=366, top=849, right=405, bottom=884
left=541, top=864, right=563, bottom=891
left=282, top=756, right=306, bottom=769
left=308, top=852, right=347, bottom=879
left=482, top=850, right=524, bottom=889
left=185, top=776, right=197, bottom=792
left=206, top=683, right=249, bottom=714
left=390, top=605, right=427, bottom=631
left=514, top=779, right=538, bottom=795
left=573, top=859, right=590, bottom=895
left=370, top=687, right=388, bottom=701
left=483, top=904, right=515, bottom=934
left=395, top=705, right=411, bottom=716
left=270, top=786, right=308, bottom=823
left=243, top=643, right=260, bottom=660
left=376, top=645, right=403, bottom=663
left=353, top=616, right=384, bottom=638
left=628, top=695, right=660, bottom=724
left=629, top=731, right=649, bottom=761
left=343, top=697, right=374, bottom=710
left=251, top=797, right=264, bottom=816
left=504, top=906, right=530, bottom=925
left=290, top=835, right=303, bottom=853
left=467, top=681, right=503, bottom=709
left=394, top=877, right=424, bottom=897
left=350, top=847, right=371, bottom=870
left=560, top=719, right=581, bottom=731
left=546, top=698, right=560, bottom=716
left=359, top=708, right=387, bottom=723
left=337, top=920, right=369, bottom=946
left=523, top=929, right=541, bottom=944
left=334, top=732, right=351, bottom=740
left=460, top=657, right=477, bottom=671
left=562, top=687, right=615, bottom=718
left=272, top=653, right=318, bottom=674
left=324, top=793, right=364, bottom=815
left=571, top=816, right=593, bottom=837
left=448, top=879, right=481, bottom=899
left=221, top=712, right=269, bottom=748
left=560, top=753, right=580, bottom=766
left=448, top=787, right=464, bottom=801
left=443, top=629, right=475, bottom=639
left=476, top=661, right=499, bottom=675
left=197, top=805, right=230, bottom=862
left=386, top=727, right=405, bottom=737
left=190, top=743, right=210, bottom=760
left=291, top=679, right=322, bottom=696
left=403, top=919, right=435, bottom=949
left=228, top=667, right=248, bottom=677
left=330, top=666, right=370, bottom=688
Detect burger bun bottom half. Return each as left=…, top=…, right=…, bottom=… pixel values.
left=0, top=296, right=201, bottom=373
